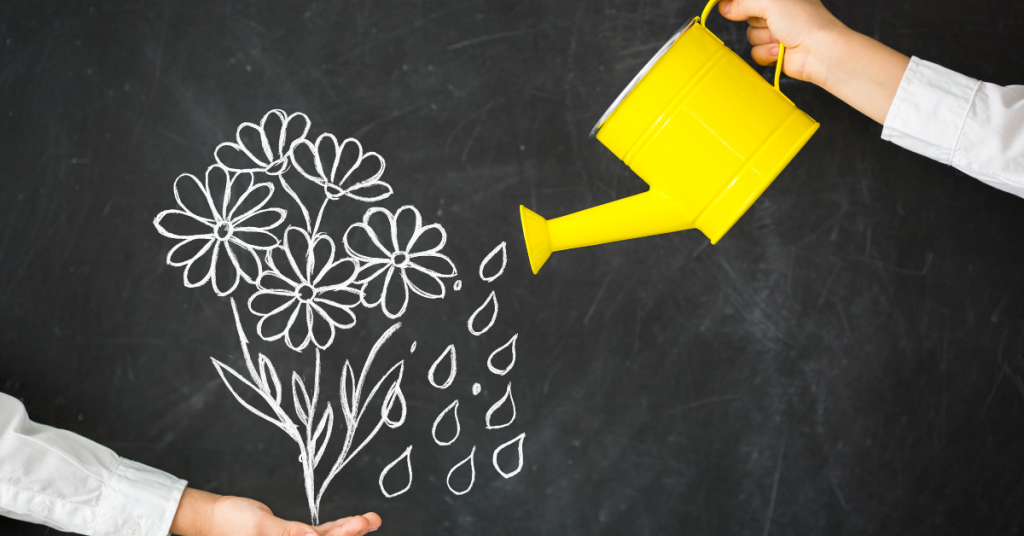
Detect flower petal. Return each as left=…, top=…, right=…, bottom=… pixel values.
left=343, top=222, right=392, bottom=262
left=266, top=246, right=302, bottom=284
left=182, top=240, right=215, bottom=288
left=285, top=303, right=313, bottom=351
left=235, top=208, right=286, bottom=235
left=227, top=241, right=262, bottom=284
left=167, top=237, right=214, bottom=267
left=407, top=223, right=446, bottom=256
left=344, top=181, right=393, bottom=203
left=250, top=290, right=296, bottom=316
left=309, top=303, right=336, bottom=349
left=392, top=206, right=422, bottom=254
left=238, top=121, right=273, bottom=168
left=256, top=269, right=297, bottom=293
left=282, top=227, right=312, bottom=283
left=314, top=133, right=342, bottom=184
left=408, top=253, right=457, bottom=278
left=227, top=179, right=274, bottom=222
left=289, top=138, right=324, bottom=183
left=172, top=173, right=217, bottom=221
left=316, top=286, right=361, bottom=309
left=353, top=261, right=389, bottom=285
left=308, top=233, right=337, bottom=282
left=154, top=210, right=213, bottom=240
left=404, top=265, right=446, bottom=299
left=312, top=300, right=357, bottom=329
left=231, top=228, right=279, bottom=250
left=211, top=241, right=241, bottom=296
left=255, top=300, right=300, bottom=342
left=381, top=266, right=410, bottom=319
left=314, top=256, right=355, bottom=288
left=360, top=265, right=392, bottom=308
left=215, top=141, right=264, bottom=173
left=205, top=165, right=233, bottom=218
left=340, top=145, right=385, bottom=190
left=280, top=111, right=311, bottom=161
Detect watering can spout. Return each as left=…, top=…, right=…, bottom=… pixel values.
left=520, top=190, right=696, bottom=273
left=520, top=206, right=552, bottom=274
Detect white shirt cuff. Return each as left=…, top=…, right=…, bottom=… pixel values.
left=94, top=459, right=187, bottom=536
left=881, top=56, right=982, bottom=165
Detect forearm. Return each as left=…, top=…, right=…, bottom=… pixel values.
left=808, top=27, right=910, bottom=124
left=170, top=488, right=220, bottom=536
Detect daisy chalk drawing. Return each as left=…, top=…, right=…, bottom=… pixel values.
left=487, top=334, right=518, bottom=376
left=428, top=344, right=457, bottom=389
left=379, top=445, right=414, bottom=498
left=467, top=290, right=498, bottom=336
left=153, top=165, right=286, bottom=296
left=249, top=227, right=362, bottom=352
left=345, top=206, right=458, bottom=319
left=155, top=109, right=532, bottom=510
left=153, top=109, right=479, bottom=521
left=431, top=399, right=461, bottom=446
left=447, top=446, right=477, bottom=496
left=484, top=382, right=516, bottom=430
left=478, top=241, right=507, bottom=282
left=492, top=432, right=526, bottom=478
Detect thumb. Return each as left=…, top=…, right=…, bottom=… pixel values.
left=718, top=0, right=768, bottom=22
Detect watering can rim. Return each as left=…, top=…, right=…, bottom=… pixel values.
left=589, top=18, right=697, bottom=139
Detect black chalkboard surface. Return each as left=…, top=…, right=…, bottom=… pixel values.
left=3, top=1, right=1024, bottom=534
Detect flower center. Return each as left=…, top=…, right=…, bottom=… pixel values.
left=392, top=252, right=409, bottom=267
left=296, top=284, right=315, bottom=302
left=215, top=222, right=232, bottom=240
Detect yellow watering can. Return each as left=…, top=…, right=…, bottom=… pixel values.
left=520, top=0, right=820, bottom=274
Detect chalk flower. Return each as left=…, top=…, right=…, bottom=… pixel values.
left=343, top=206, right=457, bottom=319
left=289, top=134, right=392, bottom=203
left=153, top=164, right=285, bottom=296
left=214, top=109, right=311, bottom=175
left=248, top=227, right=362, bottom=351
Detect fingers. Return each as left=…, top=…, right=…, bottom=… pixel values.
left=750, top=43, right=781, bottom=66
left=747, top=16, right=768, bottom=28
left=278, top=521, right=320, bottom=536
left=718, top=0, right=768, bottom=22
left=318, top=512, right=381, bottom=536
left=747, top=26, right=777, bottom=47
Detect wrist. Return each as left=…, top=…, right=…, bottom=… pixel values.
left=800, top=21, right=851, bottom=89
left=170, top=488, right=222, bottom=536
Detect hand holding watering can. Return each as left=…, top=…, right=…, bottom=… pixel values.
left=520, top=0, right=821, bottom=274
left=520, top=0, right=928, bottom=274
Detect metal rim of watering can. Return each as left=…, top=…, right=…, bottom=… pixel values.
left=588, top=18, right=696, bottom=139
left=590, top=0, right=790, bottom=139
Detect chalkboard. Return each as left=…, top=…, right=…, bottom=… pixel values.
left=3, top=1, right=1024, bottom=534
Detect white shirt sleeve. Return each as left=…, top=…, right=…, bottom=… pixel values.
left=882, top=56, right=1024, bottom=198
left=0, top=392, right=187, bottom=536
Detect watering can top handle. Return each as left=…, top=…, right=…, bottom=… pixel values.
left=699, top=0, right=787, bottom=94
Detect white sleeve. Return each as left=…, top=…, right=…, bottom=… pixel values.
left=882, top=56, right=1024, bottom=199
left=0, top=392, right=187, bottom=536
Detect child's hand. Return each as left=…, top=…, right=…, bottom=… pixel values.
left=717, top=0, right=910, bottom=124
left=717, top=0, right=846, bottom=86
left=170, top=488, right=381, bottom=536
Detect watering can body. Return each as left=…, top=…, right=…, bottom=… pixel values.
left=520, top=0, right=820, bottom=274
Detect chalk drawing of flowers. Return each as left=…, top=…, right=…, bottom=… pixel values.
left=215, top=110, right=311, bottom=175
left=153, top=164, right=286, bottom=296
left=290, top=134, right=392, bottom=203
left=343, top=206, right=457, bottom=319
left=249, top=227, right=362, bottom=351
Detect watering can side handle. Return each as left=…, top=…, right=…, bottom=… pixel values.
left=699, top=0, right=787, bottom=95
